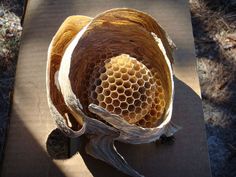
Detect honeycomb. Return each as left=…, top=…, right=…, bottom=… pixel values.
left=80, top=52, right=167, bottom=127
left=79, top=50, right=109, bottom=117
left=89, top=54, right=157, bottom=124
left=136, top=71, right=166, bottom=128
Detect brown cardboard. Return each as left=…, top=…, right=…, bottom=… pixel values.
left=1, top=0, right=212, bottom=177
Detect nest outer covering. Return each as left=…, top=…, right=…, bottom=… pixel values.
left=46, top=8, right=179, bottom=177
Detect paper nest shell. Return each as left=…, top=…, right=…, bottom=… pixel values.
left=46, top=8, right=179, bottom=177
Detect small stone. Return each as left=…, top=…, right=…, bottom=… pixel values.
left=223, top=44, right=236, bottom=50
left=0, top=10, right=4, bottom=17
left=220, top=31, right=225, bottom=36
left=6, top=33, right=14, bottom=38
left=2, top=48, right=9, bottom=55
left=17, top=26, right=22, bottom=31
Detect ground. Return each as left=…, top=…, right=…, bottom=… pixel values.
left=0, top=0, right=235, bottom=176
left=190, top=1, right=236, bottom=176
left=0, top=0, right=23, bottom=164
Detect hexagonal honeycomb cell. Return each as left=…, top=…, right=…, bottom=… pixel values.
left=89, top=54, right=157, bottom=124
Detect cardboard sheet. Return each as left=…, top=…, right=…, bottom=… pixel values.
left=2, top=0, right=212, bottom=177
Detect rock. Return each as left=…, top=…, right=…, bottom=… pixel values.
left=221, top=33, right=236, bottom=50
left=223, top=44, right=236, bottom=50
left=227, top=33, right=236, bottom=41
left=0, top=20, right=3, bottom=27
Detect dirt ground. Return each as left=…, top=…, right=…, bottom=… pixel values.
left=0, top=0, right=23, bottom=165
left=190, top=0, right=236, bottom=176
left=0, top=0, right=235, bottom=177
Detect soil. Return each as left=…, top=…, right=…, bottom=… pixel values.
left=0, top=0, right=235, bottom=176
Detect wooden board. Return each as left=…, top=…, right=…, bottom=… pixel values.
left=1, top=0, right=212, bottom=177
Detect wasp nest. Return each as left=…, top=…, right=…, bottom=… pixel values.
left=47, top=8, right=178, bottom=177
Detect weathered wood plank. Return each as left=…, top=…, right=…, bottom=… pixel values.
left=2, top=0, right=212, bottom=177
